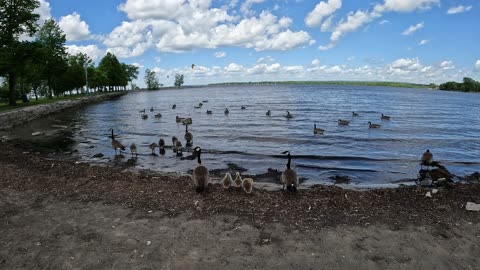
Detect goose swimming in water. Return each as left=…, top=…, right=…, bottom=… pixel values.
left=266, top=110, right=271, bottom=116
left=172, top=104, right=176, bottom=109
left=224, top=108, right=229, bottom=115
left=368, top=121, right=381, bottom=128
left=313, top=124, right=324, bottom=134
left=184, top=124, right=193, bottom=147
left=381, top=114, right=391, bottom=120
left=352, top=112, right=359, bottom=117
left=338, top=119, right=350, bottom=126
left=130, top=143, right=137, bottom=157
left=206, top=110, right=212, bottom=114
left=285, top=111, right=293, bottom=119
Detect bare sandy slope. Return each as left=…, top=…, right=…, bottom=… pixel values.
left=1, top=189, right=479, bottom=270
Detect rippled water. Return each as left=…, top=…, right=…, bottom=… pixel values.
left=7, top=85, right=480, bottom=187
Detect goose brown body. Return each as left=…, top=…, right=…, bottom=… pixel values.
left=192, top=147, right=209, bottom=192
left=241, top=178, right=254, bottom=193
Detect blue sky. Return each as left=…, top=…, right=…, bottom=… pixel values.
left=35, top=0, right=480, bottom=86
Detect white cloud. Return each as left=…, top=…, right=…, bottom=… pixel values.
left=214, top=51, right=226, bottom=58
left=257, top=56, right=275, bottom=64
left=312, top=59, right=320, bottom=66
left=379, top=19, right=389, bottom=25
left=475, top=60, right=480, bottom=71
left=440, top=61, right=454, bottom=70
left=419, top=39, right=428, bottom=45
left=225, top=63, right=244, bottom=72
left=58, top=12, right=90, bottom=41
left=447, top=5, right=472, bottom=15
left=374, top=0, right=439, bottom=13
left=65, top=45, right=104, bottom=61
left=321, top=16, right=334, bottom=32
left=36, top=0, right=52, bottom=23
left=402, top=22, right=424, bottom=35
left=240, top=0, right=266, bottom=14
left=391, top=58, right=422, bottom=71
left=330, top=10, right=379, bottom=43
left=305, top=0, right=342, bottom=27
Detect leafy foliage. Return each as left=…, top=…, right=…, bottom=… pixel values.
left=144, top=69, right=160, bottom=90
left=174, top=73, right=184, bottom=88
left=439, top=77, right=480, bottom=92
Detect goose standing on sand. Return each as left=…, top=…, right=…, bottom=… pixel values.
left=241, top=178, right=254, bottom=194
left=192, top=147, right=210, bottom=193
left=109, top=129, right=125, bottom=155
left=159, top=138, right=165, bottom=155
left=421, top=149, right=433, bottom=170
left=285, top=111, right=293, bottom=119
left=266, top=110, right=271, bottom=116
left=224, top=108, right=229, bottom=115
left=184, top=124, right=193, bottom=147
left=352, top=112, right=359, bottom=117
left=313, top=124, right=324, bottom=134
left=149, top=143, right=158, bottom=154
left=338, top=119, right=350, bottom=126
left=368, top=121, right=381, bottom=128
left=234, top=172, right=242, bottom=187
left=381, top=114, right=391, bottom=120
left=222, top=173, right=233, bottom=189
left=130, top=143, right=137, bottom=157
left=281, top=151, right=299, bottom=192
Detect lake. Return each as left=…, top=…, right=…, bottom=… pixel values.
left=7, top=84, right=480, bottom=187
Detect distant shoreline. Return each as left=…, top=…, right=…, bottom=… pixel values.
left=208, top=81, right=432, bottom=89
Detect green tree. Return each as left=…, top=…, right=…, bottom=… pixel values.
left=174, top=73, right=184, bottom=88
left=98, top=52, right=127, bottom=91
left=144, top=69, right=160, bottom=90
left=0, top=0, right=40, bottom=105
left=122, top=63, right=139, bottom=90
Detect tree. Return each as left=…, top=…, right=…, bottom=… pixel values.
left=174, top=73, right=184, bottom=88
left=0, top=0, right=40, bottom=105
left=144, top=69, right=160, bottom=90
left=122, top=63, right=139, bottom=90
left=98, top=52, right=127, bottom=91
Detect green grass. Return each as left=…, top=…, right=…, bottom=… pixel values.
left=209, top=80, right=431, bottom=88
left=0, top=91, right=120, bottom=113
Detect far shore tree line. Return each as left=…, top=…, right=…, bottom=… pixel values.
left=0, top=0, right=140, bottom=105
left=438, top=77, right=480, bottom=92
left=143, top=70, right=184, bottom=90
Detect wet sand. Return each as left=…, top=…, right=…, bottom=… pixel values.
left=1, top=142, right=480, bottom=269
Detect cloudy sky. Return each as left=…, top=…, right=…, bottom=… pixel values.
left=37, top=0, right=479, bottom=86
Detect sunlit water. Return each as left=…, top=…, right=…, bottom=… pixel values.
left=6, top=85, right=480, bottom=187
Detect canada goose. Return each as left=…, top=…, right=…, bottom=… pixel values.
left=281, top=151, right=299, bottom=192
left=266, top=110, right=271, bottom=116
left=241, top=106, right=246, bottom=110
left=159, top=138, right=165, bottom=155
left=426, top=168, right=453, bottom=183
left=172, top=104, right=176, bottom=109
left=175, top=139, right=183, bottom=156
left=368, top=121, right=381, bottom=128
left=149, top=143, right=158, bottom=154
left=139, top=109, right=146, bottom=113
left=184, top=124, right=193, bottom=147
left=154, top=113, right=162, bottom=118
left=172, top=136, right=178, bottom=152
left=150, top=107, right=154, bottom=112
left=421, top=149, right=433, bottom=170
left=222, top=173, right=233, bottom=189
left=194, top=105, right=201, bottom=109
left=224, top=108, right=229, bottom=115
left=141, top=114, right=148, bottom=119
left=313, top=124, right=324, bottom=134
left=338, top=119, right=350, bottom=126
left=176, top=116, right=185, bottom=123
left=352, top=111, right=359, bottom=116
left=199, top=102, right=203, bottom=107
left=206, top=110, right=212, bottom=114
left=182, top=118, right=192, bottom=125
left=109, top=129, right=125, bottom=155
left=234, top=172, right=242, bottom=187
left=285, top=111, right=293, bottom=119
left=241, top=178, right=254, bottom=194
left=130, top=143, right=137, bottom=157
left=202, top=100, right=208, bottom=103
left=192, top=147, right=209, bottom=193
left=381, top=114, right=391, bottom=120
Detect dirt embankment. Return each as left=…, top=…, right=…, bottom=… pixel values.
left=0, top=143, right=479, bottom=269
left=0, top=92, right=126, bottom=131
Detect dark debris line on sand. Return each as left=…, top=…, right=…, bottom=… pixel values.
left=0, top=143, right=479, bottom=231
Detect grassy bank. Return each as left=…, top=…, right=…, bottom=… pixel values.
left=209, top=81, right=431, bottom=88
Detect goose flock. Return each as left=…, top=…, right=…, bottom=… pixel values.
left=108, top=103, right=433, bottom=193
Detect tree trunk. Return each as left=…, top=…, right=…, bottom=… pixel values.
left=48, top=77, right=53, bottom=99
left=8, top=72, right=17, bottom=106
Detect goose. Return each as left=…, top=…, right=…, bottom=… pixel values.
left=154, top=113, right=162, bottom=118
left=285, top=111, right=293, bottom=119
left=224, top=108, right=229, bottom=115
left=192, top=146, right=209, bottom=193
left=338, top=119, right=350, bottom=126
left=421, top=149, right=433, bottom=170
left=241, top=106, right=246, bottom=110
left=109, top=129, right=125, bottom=155
left=172, top=104, right=176, bottom=109
left=172, top=136, right=178, bottom=152
left=206, top=110, right=212, bottom=114
left=150, top=107, right=154, bottom=112
left=281, top=151, right=299, bottom=192
left=184, top=124, right=193, bottom=147
left=368, top=121, right=381, bottom=128
left=381, top=114, right=391, bottom=120
left=176, top=116, right=185, bottom=123
left=313, top=124, right=324, bottom=134
left=149, top=143, right=158, bottom=154
left=202, top=100, right=208, bottom=103
left=139, top=109, right=146, bottom=113
left=266, top=110, right=271, bottom=116
left=241, top=178, right=254, bottom=194
left=159, top=138, right=165, bottom=155
left=352, top=111, right=359, bottom=117
left=130, top=143, right=137, bottom=157
left=194, top=105, right=202, bottom=109
left=175, top=139, right=183, bottom=156
left=141, top=114, right=148, bottom=119
left=199, top=102, right=203, bottom=107
left=182, top=118, right=192, bottom=125
left=234, top=172, right=242, bottom=187
left=222, top=173, right=233, bottom=189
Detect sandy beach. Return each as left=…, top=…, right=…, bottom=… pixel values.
left=1, top=142, right=479, bottom=269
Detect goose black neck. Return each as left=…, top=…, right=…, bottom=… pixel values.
left=286, top=153, right=291, bottom=169
left=186, top=125, right=188, bottom=132
left=111, top=129, right=114, bottom=140
left=196, top=149, right=202, bottom=164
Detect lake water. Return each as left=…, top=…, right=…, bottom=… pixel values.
left=7, top=84, right=480, bottom=187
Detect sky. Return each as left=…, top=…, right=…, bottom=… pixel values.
left=33, top=0, right=480, bottom=87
